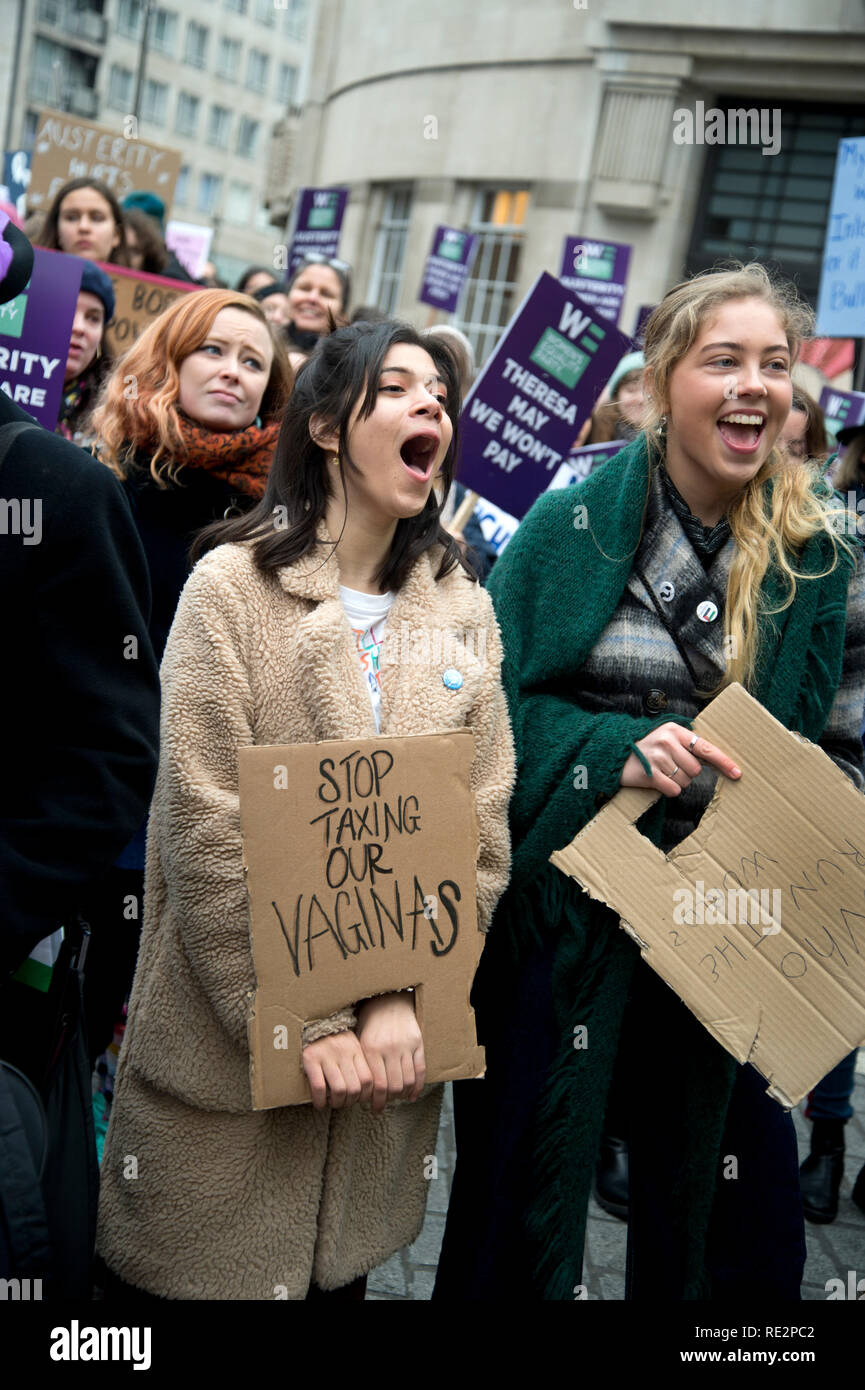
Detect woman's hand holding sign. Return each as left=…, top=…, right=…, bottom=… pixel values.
left=301, top=992, right=425, bottom=1113
left=619, top=723, right=741, bottom=798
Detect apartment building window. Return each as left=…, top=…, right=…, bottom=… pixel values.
left=255, top=0, right=275, bottom=24
left=141, top=79, right=169, bottom=127
left=175, top=165, right=190, bottom=206
left=117, top=0, right=143, bottom=39
left=225, top=0, right=247, bottom=11
left=31, top=36, right=66, bottom=103
left=367, top=185, right=412, bottom=316
left=282, top=0, right=307, bottom=40
left=206, top=105, right=232, bottom=149
left=216, top=37, right=241, bottom=81
left=226, top=180, right=252, bottom=225
left=151, top=9, right=178, bottom=54
left=275, top=63, right=297, bottom=106
left=246, top=50, right=269, bottom=93
left=457, top=188, right=529, bottom=367
left=175, top=91, right=200, bottom=137
left=198, top=173, right=223, bottom=215
left=686, top=99, right=865, bottom=306
left=184, top=21, right=208, bottom=68
left=107, top=65, right=134, bottom=113
left=236, top=117, right=259, bottom=158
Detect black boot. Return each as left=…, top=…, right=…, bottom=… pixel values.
left=595, top=1134, right=629, bottom=1221
left=851, top=1161, right=865, bottom=1217
left=799, top=1118, right=845, bottom=1224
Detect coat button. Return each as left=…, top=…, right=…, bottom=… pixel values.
left=644, top=689, right=668, bottom=714
left=658, top=581, right=675, bottom=602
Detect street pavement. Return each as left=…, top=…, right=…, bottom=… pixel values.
left=367, top=1057, right=865, bottom=1301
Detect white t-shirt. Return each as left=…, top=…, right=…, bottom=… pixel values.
left=339, top=585, right=395, bottom=733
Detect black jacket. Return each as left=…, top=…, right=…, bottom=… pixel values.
left=123, top=461, right=249, bottom=661
left=0, top=394, right=161, bottom=977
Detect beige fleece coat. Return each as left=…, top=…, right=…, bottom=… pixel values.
left=96, top=531, right=515, bottom=1299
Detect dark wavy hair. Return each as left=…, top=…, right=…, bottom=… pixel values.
left=192, top=319, right=473, bottom=591
left=35, top=177, right=131, bottom=265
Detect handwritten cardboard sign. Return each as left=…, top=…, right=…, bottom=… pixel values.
left=28, top=109, right=180, bottom=213
left=816, top=136, right=865, bottom=338
left=239, top=732, right=483, bottom=1108
left=99, top=261, right=196, bottom=356
left=550, top=683, right=865, bottom=1108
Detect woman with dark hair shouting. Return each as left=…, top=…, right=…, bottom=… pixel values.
left=95, top=319, right=515, bottom=1300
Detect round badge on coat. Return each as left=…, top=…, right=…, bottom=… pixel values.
left=697, top=600, right=719, bottom=623
left=442, top=668, right=463, bottom=690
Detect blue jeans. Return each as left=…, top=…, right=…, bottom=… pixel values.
left=806, top=1050, right=858, bottom=1122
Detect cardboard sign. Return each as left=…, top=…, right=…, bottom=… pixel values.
left=286, top=187, right=349, bottom=277
left=0, top=247, right=81, bottom=428
left=550, top=683, right=865, bottom=1109
left=100, top=261, right=196, bottom=356
left=239, top=732, right=484, bottom=1108
left=816, top=137, right=865, bottom=338
left=547, top=439, right=628, bottom=489
left=164, top=220, right=212, bottom=281
left=457, top=271, right=629, bottom=520
left=28, top=108, right=180, bottom=212
left=819, top=385, right=865, bottom=445
left=419, top=225, right=478, bottom=313
left=558, top=237, right=632, bottom=327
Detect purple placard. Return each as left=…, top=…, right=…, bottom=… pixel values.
left=418, top=225, right=478, bottom=313
left=632, top=303, right=656, bottom=347
left=457, top=271, right=630, bottom=519
left=0, top=246, right=81, bottom=429
left=558, top=237, right=631, bottom=327
left=287, top=187, right=349, bottom=277
left=819, top=385, right=865, bottom=444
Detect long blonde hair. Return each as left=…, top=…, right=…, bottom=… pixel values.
left=642, top=263, right=853, bottom=691
left=91, top=289, right=292, bottom=484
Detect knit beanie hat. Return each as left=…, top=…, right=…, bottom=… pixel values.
left=607, top=351, right=645, bottom=400
left=122, top=191, right=166, bottom=230
left=79, top=259, right=115, bottom=322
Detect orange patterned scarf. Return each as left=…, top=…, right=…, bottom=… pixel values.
left=169, top=414, right=282, bottom=498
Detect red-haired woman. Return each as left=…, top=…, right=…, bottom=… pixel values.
left=80, top=289, right=292, bottom=1077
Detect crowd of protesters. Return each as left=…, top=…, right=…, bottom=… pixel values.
left=1, top=181, right=863, bottom=1306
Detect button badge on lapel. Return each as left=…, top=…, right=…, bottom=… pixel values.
left=442, top=667, right=464, bottom=691
left=697, top=600, right=719, bottom=623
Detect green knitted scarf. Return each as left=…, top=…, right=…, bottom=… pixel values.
left=484, top=432, right=855, bottom=1300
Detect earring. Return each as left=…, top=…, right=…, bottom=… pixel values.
left=331, top=454, right=340, bottom=467
left=656, top=415, right=667, bottom=436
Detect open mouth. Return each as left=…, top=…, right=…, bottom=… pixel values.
left=400, top=434, right=439, bottom=481
left=717, top=413, right=766, bottom=453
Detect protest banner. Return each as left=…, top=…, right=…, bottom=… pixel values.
left=100, top=261, right=196, bottom=357
left=164, top=220, right=213, bottom=281
left=819, top=384, right=865, bottom=446
left=0, top=247, right=81, bottom=429
left=285, top=187, right=349, bottom=277
left=547, top=438, right=628, bottom=489
left=239, top=731, right=484, bottom=1108
left=558, top=236, right=631, bottom=327
left=816, top=137, right=865, bottom=339
left=632, top=303, right=655, bottom=346
left=456, top=271, right=629, bottom=519
left=28, top=108, right=180, bottom=212
left=2, top=150, right=31, bottom=220
left=551, top=683, right=865, bottom=1109
left=418, top=225, right=478, bottom=313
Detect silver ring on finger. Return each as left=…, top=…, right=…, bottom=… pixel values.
left=688, top=734, right=699, bottom=753
left=667, top=763, right=679, bottom=777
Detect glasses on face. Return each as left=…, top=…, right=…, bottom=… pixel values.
left=297, top=252, right=351, bottom=276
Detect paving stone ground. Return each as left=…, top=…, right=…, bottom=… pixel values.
left=367, top=1058, right=865, bottom=1301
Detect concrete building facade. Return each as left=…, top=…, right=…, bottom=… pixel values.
left=3, top=0, right=313, bottom=283
left=266, top=0, right=865, bottom=362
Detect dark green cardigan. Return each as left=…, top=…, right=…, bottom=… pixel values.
left=484, top=433, right=856, bottom=1299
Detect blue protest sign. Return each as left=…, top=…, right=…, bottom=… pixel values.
left=419, top=225, right=478, bottom=313
left=558, top=237, right=631, bottom=327
left=547, top=439, right=629, bottom=489
left=457, top=271, right=629, bottom=519
left=286, top=188, right=349, bottom=277
left=816, top=138, right=865, bottom=338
